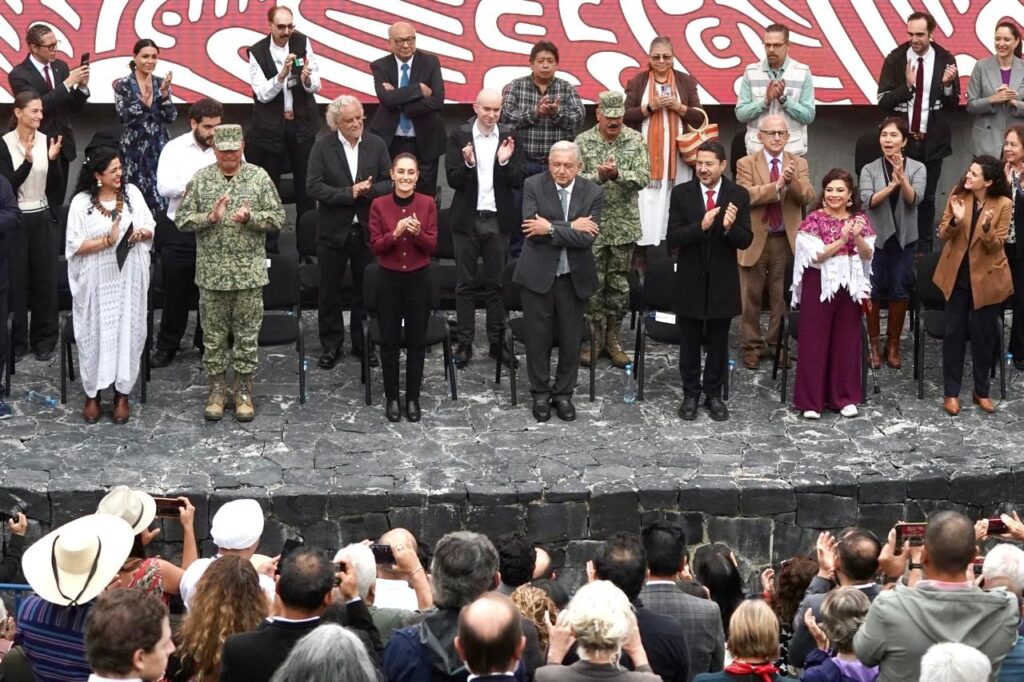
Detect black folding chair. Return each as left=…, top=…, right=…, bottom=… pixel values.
left=259, top=251, right=306, bottom=403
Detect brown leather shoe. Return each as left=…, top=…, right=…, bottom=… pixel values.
left=112, top=391, right=130, bottom=424
left=943, top=397, right=961, bottom=416
left=82, top=395, right=101, bottom=424
left=972, top=392, right=996, bottom=413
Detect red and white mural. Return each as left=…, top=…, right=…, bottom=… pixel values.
left=0, top=1, right=1020, bottom=105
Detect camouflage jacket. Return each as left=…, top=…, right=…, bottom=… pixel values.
left=175, top=162, right=285, bottom=290
left=576, top=125, right=649, bottom=246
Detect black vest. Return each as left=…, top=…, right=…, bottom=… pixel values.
left=247, top=32, right=319, bottom=150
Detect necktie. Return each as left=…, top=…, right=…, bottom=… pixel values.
left=558, top=188, right=569, bottom=220
left=765, top=158, right=783, bottom=230
left=43, top=64, right=53, bottom=90
left=555, top=188, right=570, bottom=275
left=705, top=189, right=716, bottom=212
left=911, top=56, right=924, bottom=133
left=398, top=62, right=412, bottom=134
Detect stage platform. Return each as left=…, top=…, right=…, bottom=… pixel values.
left=1, top=314, right=1021, bottom=586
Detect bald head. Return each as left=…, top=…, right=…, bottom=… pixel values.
left=758, top=114, right=790, bottom=154
left=474, top=88, right=503, bottom=133
left=388, top=22, right=416, bottom=60
left=378, top=528, right=418, bottom=579
left=455, top=594, right=524, bottom=674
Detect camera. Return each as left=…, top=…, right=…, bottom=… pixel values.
left=0, top=499, right=28, bottom=524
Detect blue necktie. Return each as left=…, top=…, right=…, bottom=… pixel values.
left=558, top=189, right=569, bottom=220
left=399, top=62, right=412, bottom=134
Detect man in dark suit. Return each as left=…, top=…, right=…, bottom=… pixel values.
left=220, top=547, right=379, bottom=682
left=369, top=22, right=446, bottom=196
left=514, top=141, right=602, bottom=422
left=446, top=88, right=524, bottom=369
left=639, top=523, right=724, bottom=681
left=666, top=140, right=752, bottom=422
left=307, top=95, right=392, bottom=369
left=7, top=23, right=89, bottom=190
left=877, top=11, right=959, bottom=254
left=454, top=593, right=525, bottom=682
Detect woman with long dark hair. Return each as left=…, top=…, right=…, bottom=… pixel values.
left=934, top=155, right=1013, bottom=415
left=966, top=21, right=1024, bottom=158
left=66, top=147, right=154, bottom=423
left=114, top=38, right=176, bottom=212
left=1003, top=124, right=1024, bottom=370
left=693, top=543, right=746, bottom=637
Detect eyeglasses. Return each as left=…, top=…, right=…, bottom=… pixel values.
left=274, top=23, right=295, bottom=30
left=392, top=37, right=415, bottom=45
left=763, top=42, right=787, bottom=50
left=649, top=54, right=673, bottom=61
left=33, top=40, right=60, bottom=50
left=759, top=130, right=789, bottom=137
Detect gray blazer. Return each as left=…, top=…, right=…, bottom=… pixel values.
left=859, top=156, right=926, bottom=248
left=966, top=55, right=1024, bottom=158
left=639, top=583, right=724, bottom=680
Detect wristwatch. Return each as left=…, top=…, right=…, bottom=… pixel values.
left=909, top=562, right=923, bottom=571
left=778, top=94, right=788, bottom=105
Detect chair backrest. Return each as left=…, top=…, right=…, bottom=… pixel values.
left=363, top=262, right=441, bottom=315
left=642, top=257, right=677, bottom=312
left=263, top=251, right=301, bottom=311
left=501, top=259, right=522, bottom=312
left=296, top=210, right=318, bottom=259
left=783, top=255, right=795, bottom=308
left=434, top=208, right=455, bottom=260
left=854, top=130, right=883, bottom=178
left=915, top=251, right=945, bottom=310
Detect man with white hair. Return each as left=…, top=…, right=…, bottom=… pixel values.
left=336, top=542, right=428, bottom=646
left=918, top=642, right=991, bottom=682
left=983, top=543, right=1024, bottom=681
left=178, top=498, right=277, bottom=609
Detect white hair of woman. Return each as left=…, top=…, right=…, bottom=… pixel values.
left=270, top=623, right=378, bottom=682
left=918, top=642, right=991, bottom=682
left=565, top=580, right=635, bottom=661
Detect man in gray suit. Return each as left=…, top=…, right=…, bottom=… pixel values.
left=514, top=141, right=602, bottom=422
left=639, top=523, right=724, bottom=681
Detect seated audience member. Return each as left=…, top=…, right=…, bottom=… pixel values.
left=800, top=588, right=878, bottom=681
left=178, top=498, right=276, bottom=608
left=455, top=593, right=526, bottom=680
left=918, top=642, right=992, bottom=682
left=693, top=543, right=745, bottom=638
left=497, top=532, right=537, bottom=595
left=171, top=555, right=269, bottom=681
left=853, top=511, right=1018, bottom=681
left=270, top=624, right=378, bottom=682
left=96, top=486, right=198, bottom=601
left=589, top=532, right=690, bottom=682
left=640, top=522, right=725, bottom=679
left=788, top=530, right=881, bottom=667
left=512, top=585, right=558, bottom=660
left=15, top=514, right=134, bottom=682
left=762, top=555, right=816, bottom=676
left=981, top=543, right=1024, bottom=681
left=375, top=528, right=433, bottom=611
left=221, top=547, right=372, bottom=682
left=693, top=600, right=796, bottom=681
left=0, top=511, right=27, bottom=583
left=84, top=589, right=175, bottom=682
left=540, top=580, right=661, bottom=682
left=337, top=541, right=427, bottom=646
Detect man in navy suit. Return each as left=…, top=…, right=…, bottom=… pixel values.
left=455, top=594, right=525, bottom=682
left=369, top=22, right=446, bottom=196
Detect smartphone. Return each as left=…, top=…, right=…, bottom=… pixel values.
left=988, top=517, right=1008, bottom=535
left=894, top=522, right=927, bottom=553
left=152, top=496, right=185, bottom=518
left=81, top=52, right=90, bottom=66
left=658, top=83, right=672, bottom=97
left=370, top=543, right=396, bottom=565
left=973, top=557, right=985, bottom=576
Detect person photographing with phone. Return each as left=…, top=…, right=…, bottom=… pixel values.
left=0, top=507, right=28, bottom=584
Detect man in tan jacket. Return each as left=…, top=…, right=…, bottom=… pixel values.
left=735, top=115, right=813, bottom=369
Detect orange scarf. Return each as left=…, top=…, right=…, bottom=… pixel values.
left=646, top=69, right=682, bottom=187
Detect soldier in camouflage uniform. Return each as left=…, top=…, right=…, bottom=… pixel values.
left=175, top=124, right=285, bottom=421
left=576, top=91, right=650, bottom=368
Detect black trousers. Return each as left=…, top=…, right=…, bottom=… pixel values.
left=943, top=284, right=1001, bottom=398
left=678, top=317, right=732, bottom=400
left=318, top=227, right=371, bottom=354
left=246, top=122, right=316, bottom=245
left=377, top=266, right=431, bottom=401
left=10, top=210, right=58, bottom=355
left=521, top=275, right=585, bottom=401
left=1007, top=242, right=1024, bottom=360
left=454, top=215, right=506, bottom=347
left=1, top=283, right=8, bottom=395
left=389, top=137, right=438, bottom=197
left=905, top=140, right=943, bottom=254
left=156, top=253, right=203, bottom=353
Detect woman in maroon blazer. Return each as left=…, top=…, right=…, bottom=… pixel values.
left=624, top=36, right=705, bottom=248
left=368, top=153, right=438, bottom=423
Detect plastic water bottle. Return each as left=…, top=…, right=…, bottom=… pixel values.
left=727, top=359, right=736, bottom=398
left=623, top=363, right=637, bottom=404
left=23, top=390, right=57, bottom=408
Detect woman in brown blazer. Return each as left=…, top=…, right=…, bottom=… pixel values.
left=624, top=36, right=704, bottom=248
left=934, top=155, right=1014, bottom=415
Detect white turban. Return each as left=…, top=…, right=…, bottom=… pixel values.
left=211, top=499, right=264, bottom=550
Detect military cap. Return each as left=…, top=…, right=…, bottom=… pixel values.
left=213, top=124, right=244, bottom=151
left=597, top=91, right=626, bottom=118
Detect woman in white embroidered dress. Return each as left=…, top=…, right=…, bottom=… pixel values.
left=791, top=168, right=875, bottom=420
left=65, top=147, right=154, bottom=424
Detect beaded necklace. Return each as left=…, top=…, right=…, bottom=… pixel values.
left=91, top=192, right=124, bottom=219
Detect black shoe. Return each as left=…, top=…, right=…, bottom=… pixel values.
left=704, top=396, right=729, bottom=421
left=406, top=398, right=421, bottom=422
left=454, top=344, right=472, bottom=369
left=385, top=399, right=401, bottom=422
left=1015, top=358, right=1024, bottom=372
left=151, top=348, right=176, bottom=368
left=532, top=398, right=551, bottom=422
left=34, top=347, right=55, bottom=362
left=552, top=397, right=576, bottom=421
left=678, top=397, right=699, bottom=421
left=318, top=347, right=343, bottom=369
left=12, top=347, right=26, bottom=364
left=489, top=342, right=518, bottom=368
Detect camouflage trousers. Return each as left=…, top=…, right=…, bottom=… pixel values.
left=199, top=287, right=263, bottom=376
left=586, top=242, right=635, bottom=324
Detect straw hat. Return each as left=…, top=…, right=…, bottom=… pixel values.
left=96, top=485, right=156, bottom=535
left=22, top=514, right=135, bottom=606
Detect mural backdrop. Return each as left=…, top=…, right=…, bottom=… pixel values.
left=0, top=0, right=1020, bottom=105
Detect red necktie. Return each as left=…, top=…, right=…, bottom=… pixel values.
left=43, top=64, right=53, bottom=90
left=764, top=158, right=783, bottom=230
left=910, top=56, right=924, bottom=133
left=705, top=189, right=716, bottom=211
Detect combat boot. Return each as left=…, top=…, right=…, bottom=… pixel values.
left=204, top=373, right=227, bottom=421
left=580, top=321, right=604, bottom=367
left=605, top=321, right=630, bottom=369
left=234, top=372, right=255, bottom=422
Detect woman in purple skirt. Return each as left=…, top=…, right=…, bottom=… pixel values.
left=792, top=169, right=876, bottom=419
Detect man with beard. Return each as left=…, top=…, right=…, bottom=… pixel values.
left=153, top=98, right=225, bottom=368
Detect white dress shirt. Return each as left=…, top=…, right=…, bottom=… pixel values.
left=473, top=121, right=500, bottom=212
left=905, top=45, right=952, bottom=133
left=700, top=178, right=723, bottom=207
left=374, top=577, right=420, bottom=610
left=394, top=54, right=417, bottom=137
left=157, top=131, right=217, bottom=219
left=249, top=37, right=321, bottom=113
left=339, top=132, right=362, bottom=223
